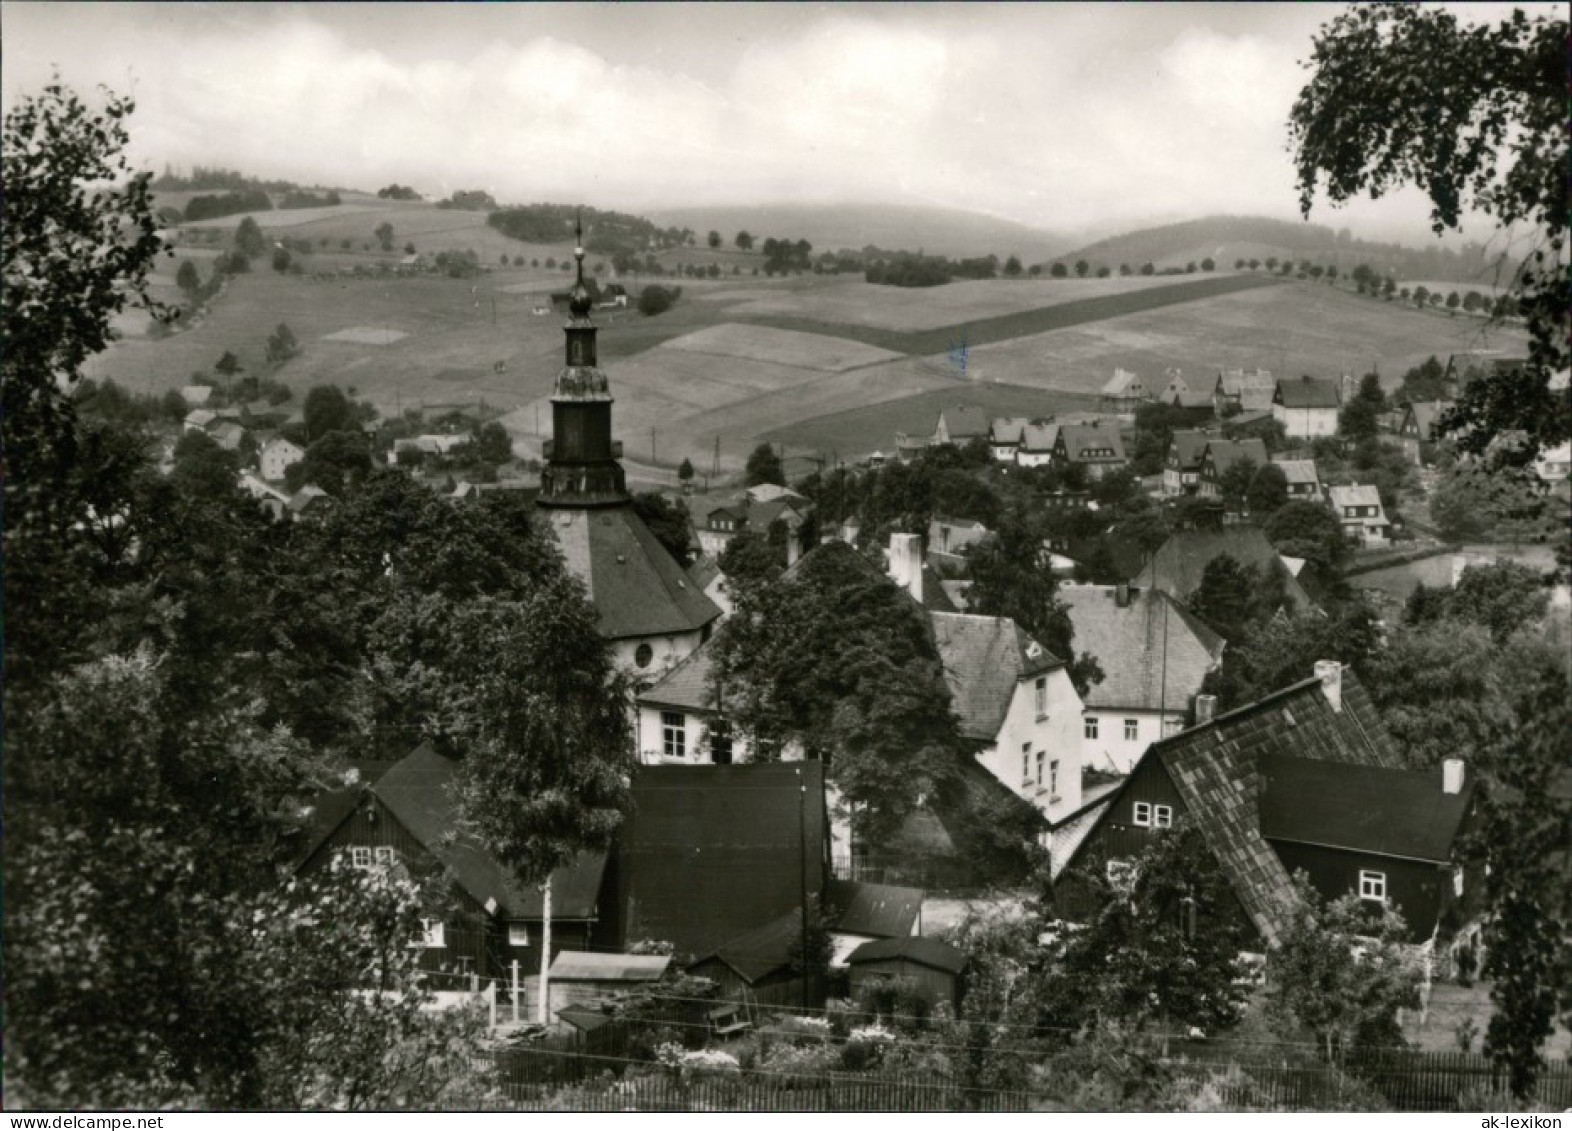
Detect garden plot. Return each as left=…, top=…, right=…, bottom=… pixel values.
left=658, top=323, right=903, bottom=372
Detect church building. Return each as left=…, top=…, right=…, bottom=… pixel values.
left=536, top=224, right=720, bottom=683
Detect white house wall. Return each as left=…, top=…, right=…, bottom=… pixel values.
left=1272, top=405, right=1339, bottom=439
left=1081, top=708, right=1182, bottom=775
left=974, top=669, right=1083, bottom=823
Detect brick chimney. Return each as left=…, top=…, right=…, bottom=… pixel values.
left=1314, top=660, right=1343, bottom=713
left=888, top=532, right=924, bottom=604
left=1195, top=694, right=1217, bottom=724
left=1442, top=758, right=1465, bottom=795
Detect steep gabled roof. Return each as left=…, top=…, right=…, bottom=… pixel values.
left=1060, top=585, right=1225, bottom=713
left=371, top=744, right=607, bottom=920
left=691, top=908, right=803, bottom=984
left=1102, top=368, right=1144, bottom=397
left=936, top=406, right=989, bottom=440
left=1058, top=424, right=1126, bottom=463
left=1404, top=401, right=1447, bottom=441
left=1274, top=376, right=1341, bottom=410
left=1167, top=430, right=1215, bottom=471
left=1202, top=438, right=1268, bottom=478
left=990, top=416, right=1031, bottom=445
left=930, top=612, right=1063, bottom=742
left=1067, top=669, right=1402, bottom=945
left=1271, top=458, right=1319, bottom=486
left=638, top=634, right=721, bottom=713
left=1327, top=484, right=1384, bottom=513
left=1130, top=526, right=1316, bottom=614
left=544, top=504, right=721, bottom=640
left=1020, top=421, right=1060, bottom=452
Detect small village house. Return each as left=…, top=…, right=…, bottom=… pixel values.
left=1327, top=483, right=1391, bottom=547
left=260, top=435, right=306, bottom=482
left=988, top=416, right=1030, bottom=462
left=1016, top=421, right=1060, bottom=468
left=1270, top=457, right=1323, bottom=501
left=1100, top=368, right=1148, bottom=414
left=1162, top=431, right=1214, bottom=496
left=930, top=405, right=990, bottom=448
left=1052, top=422, right=1127, bottom=481
left=1196, top=438, right=1269, bottom=507
left=846, top=937, right=968, bottom=1014
left=1272, top=376, right=1341, bottom=439
left=1213, top=368, right=1275, bottom=416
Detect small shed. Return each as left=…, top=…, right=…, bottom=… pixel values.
left=846, top=937, right=967, bottom=1013
left=687, top=909, right=823, bottom=1012
left=546, top=950, right=671, bottom=1016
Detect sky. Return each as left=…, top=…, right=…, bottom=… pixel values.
left=1, top=2, right=1554, bottom=244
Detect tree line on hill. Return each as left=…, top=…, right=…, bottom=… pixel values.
left=487, top=203, right=694, bottom=258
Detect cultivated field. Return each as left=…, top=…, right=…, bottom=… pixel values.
left=658, top=323, right=903, bottom=372
left=763, top=381, right=1102, bottom=459
left=955, top=280, right=1532, bottom=397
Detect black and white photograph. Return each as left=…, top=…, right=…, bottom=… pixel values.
left=3, top=0, right=1567, bottom=1114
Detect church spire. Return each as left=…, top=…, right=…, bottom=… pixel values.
left=539, top=211, right=626, bottom=507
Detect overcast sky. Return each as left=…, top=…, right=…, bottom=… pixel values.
left=1, top=2, right=1553, bottom=243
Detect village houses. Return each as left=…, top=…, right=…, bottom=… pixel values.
left=1272, top=375, right=1342, bottom=439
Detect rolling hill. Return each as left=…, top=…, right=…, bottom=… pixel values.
left=646, top=202, right=1074, bottom=263
left=1058, top=215, right=1508, bottom=286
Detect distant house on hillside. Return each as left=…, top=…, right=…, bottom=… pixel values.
left=1053, top=423, right=1127, bottom=480
left=931, top=406, right=990, bottom=447
left=260, top=436, right=306, bottom=482
left=1273, top=376, right=1341, bottom=439
left=1163, top=431, right=1214, bottom=496
left=1017, top=421, right=1060, bottom=468
left=1196, top=438, right=1269, bottom=505
left=989, top=417, right=1030, bottom=462
left=180, top=384, right=214, bottom=408
left=1397, top=401, right=1450, bottom=465
left=1100, top=368, right=1148, bottom=413
left=927, top=515, right=993, bottom=572
left=1327, top=483, right=1390, bottom=548
left=1214, top=368, right=1276, bottom=416
left=1130, top=525, right=1316, bottom=618
left=1270, top=457, right=1323, bottom=502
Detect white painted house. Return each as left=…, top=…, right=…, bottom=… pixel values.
left=260, top=436, right=306, bottom=482
left=1272, top=376, right=1341, bottom=439
left=1327, top=483, right=1391, bottom=547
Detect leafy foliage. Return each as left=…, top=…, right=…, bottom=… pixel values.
left=744, top=442, right=785, bottom=487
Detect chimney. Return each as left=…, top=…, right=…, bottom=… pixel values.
left=1314, top=660, right=1343, bottom=713
left=1442, top=758, right=1465, bottom=795
left=888, top=532, right=924, bottom=604
left=1195, top=694, right=1217, bottom=725
left=1115, top=581, right=1131, bottom=608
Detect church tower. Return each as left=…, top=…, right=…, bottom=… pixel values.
left=535, top=218, right=720, bottom=680
left=539, top=221, right=627, bottom=506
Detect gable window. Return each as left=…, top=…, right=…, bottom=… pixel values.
left=412, top=919, right=446, bottom=949
left=1034, top=676, right=1048, bottom=719
left=661, top=711, right=686, bottom=759
left=1152, top=804, right=1173, bottom=829
left=1133, top=802, right=1153, bottom=827
left=1084, top=716, right=1099, bottom=740
left=1124, top=718, right=1139, bottom=741
left=1359, top=871, right=1387, bottom=902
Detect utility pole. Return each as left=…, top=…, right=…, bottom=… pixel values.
left=536, top=877, right=552, bottom=1024
left=798, top=766, right=810, bottom=1011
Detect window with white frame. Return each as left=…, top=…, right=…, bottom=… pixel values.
left=412, top=919, right=446, bottom=948
left=1021, top=743, right=1032, bottom=785
left=507, top=922, right=531, bottom=947
left=661, top=711, right=686, bottom=759
left=1359, top=870, right=1387, bottom=902
left=1034, top=676, right=1048, bottom=718
left=350, top=846, right=373, bottom=869
left=1124, top=718, right=1139, bottom=741
left=1133, top=801, right=1153, bottom=827
left=1084, top=716, right=1099, bottom=740
left=1152, top=804, right=1173, bottom=828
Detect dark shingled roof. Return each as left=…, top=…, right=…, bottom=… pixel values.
left=1061, top=585, right=1225, bottom=713
left=1274, top=376, right=1341, bottom=409
left=543, top=504, right=721, bottom=640
left=1167, top=430, right=1215, bottom=471
left=827, top=878, right=924, bottom=939
left=1068, top=668, right=1402, bottom=945
left=1259, top=754, right=1473, bottom=862
left=1058, top=424, right=1127, bottom=463
left=931, top=612, right=1063, bottom=742
left=1203, top=438, right=1269, bottom=478
left=691, top=907, right=803, bottom=984
left=637, top=634, right=721, bottom=712
left=1404, top=401, right=1447, bottom=442
left=618, top=762, right=826, bottom=956
left=936, top=406, right=990, bottom=441
left=372, top=744, right=607, bottom=920
left=846, top=936, right=968, bottom=975
left=1129, top=525, right=1316, bottom=614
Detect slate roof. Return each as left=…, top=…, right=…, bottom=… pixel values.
left=1060, top=585, right=1225, bottom=713
left=826, top=878, right=923, bottom=939
left=1129, top=526, right=1316, bottom=614
left=1019, top=422, right=1060, bottom=452
left=1258, top=754, right=1473, bottom=862
left=543, top=504, right=721, bottom=640
left=1057, top=424, right=1126, bottom=463
left=1215, top=369, right=1276, bottom=410
left=687, top=555, right=722, bottom=592
left=371, top=744, right=607, bottom=919
left=638, top=635, right=721, bottom=712
left=1271, top=458, right=1319, bottom=486
left=1164, top=390, right=1215, bottom=410
left=618, top=762, right=826, bottom=956
left=990, top=416, right=1030, bottom=445
left=936, top=406, right=990, bottom=441
left=1202, top=438, right=1268, bottom=478
left=1328, top=484, right=1385, bottom=513
left=846, top=936, right=967, bottom=975
left=1402, top=402, right=1446, bottom=441
left=1067, top=669, right=1402, bottom=945
left=930, top=612, right=1063, bottom=742
left=1275, top=376, right=1341, bottom=409
left=1168, top=431, right=1215, bottom=471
